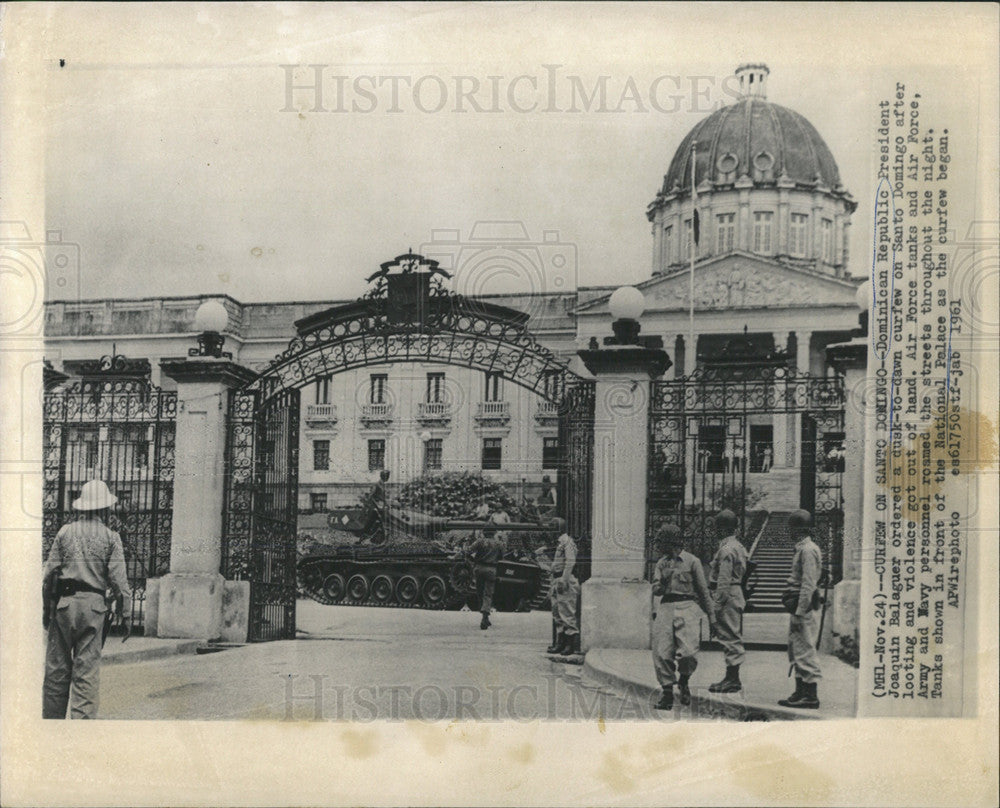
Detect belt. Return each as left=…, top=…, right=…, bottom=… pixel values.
left=56, top=579, right=106, bottom=597
left=660, top=594, right=694, bottom=603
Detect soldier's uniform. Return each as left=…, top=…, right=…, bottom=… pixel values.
left=468, top=533, right=505, bottom=628
left=549, top=532, right=580, bottom=646
left=709, top=534, right=749, bottom=668
left=42, top=485, right=131, bottom=719
left=651, top=549, right=714, bottom=704
left=785, top=534, right=823, bottom=684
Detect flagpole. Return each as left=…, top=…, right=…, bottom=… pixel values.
left=689, top=140, right=697, bottom=371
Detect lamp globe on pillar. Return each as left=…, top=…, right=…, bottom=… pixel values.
left=608, top=286, right=646, bottom=345
left=191, top=299, right=231, bottom=358
left=854, top=280, right=871, bottom=336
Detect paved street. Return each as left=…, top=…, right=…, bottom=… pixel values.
left=97, top=601, right=700, bottom=721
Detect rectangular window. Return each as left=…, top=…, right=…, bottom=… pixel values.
left=312, top=440, right=330, bottom=471
left=482, top=438, right=502, bottom=470
left=426, top=372, right=445, bottom=403
left=424, top=438, right=443, bottom=471
left=315, top=375, right=331, bottom=405
left=821, top=218, right=834, bottom=263
left=369, top=374, right=387, bottom=404
left=789, top=213, right=808, bottom=257
left=749, top=425, right=774, bottom=473
left=367, top=439, right=385, bottom=472
left=484, top=371, right=503, bottom=402
left=753, top=211, right=773, bottom=253
left=716, top=213, right=735, bottom=254
left=662, top=224, right=673, bottom=264
left=310, top=493, right=328, bottom=512
left=541, top=370, right=561, bottom=401
left=684, top=218, right=698, bottom=258
left=542, top=437, right=560, bottom=470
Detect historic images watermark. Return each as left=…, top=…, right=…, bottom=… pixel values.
left=280, top=65, right=743, bottom=115
left=279, top=672, right=764, bottom=722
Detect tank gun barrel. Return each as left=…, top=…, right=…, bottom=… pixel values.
left=443, top=520, right=547, bottom=532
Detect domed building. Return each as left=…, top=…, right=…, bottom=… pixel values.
left=648, top=64, right=856, bottom=278
left=577, top=64, right=864, bottom=512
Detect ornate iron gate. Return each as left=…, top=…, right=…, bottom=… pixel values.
left=222, top=386, right=300, bottom=641
left=647, top=365, right=844, bottom=578
left=42, top=369, right=176, bottom=632
left=557, top=379, right=595, bottom=581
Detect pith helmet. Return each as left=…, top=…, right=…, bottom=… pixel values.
left=72, top=480, right=117, bottom=511
left=789, top=509, right=813, bottom=529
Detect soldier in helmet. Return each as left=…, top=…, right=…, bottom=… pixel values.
left=778, top=509, right=823, bottom=709
left=42, top=480, right=132, bottom=718
left=650, top=523, right=715, bottom=711
left=708, top=509, right=749, bottom=693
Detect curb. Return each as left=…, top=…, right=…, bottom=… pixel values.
left=582, top=648, right=823, bottom=721
left=103, top=640, right=202, bottom=666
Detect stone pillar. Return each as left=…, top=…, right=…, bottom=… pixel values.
left=155, top=357, right=257, bottom=639
left=824, top=337, right=866, bottom=653
left=578, top=343, right=671, bottom=651
left=651, top=221, right=661, bottom=275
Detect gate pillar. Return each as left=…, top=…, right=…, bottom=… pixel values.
left=578, top=342, right=670, bottom=652
left=826, top=337, right=867, bottom=653
left=155, top=357, right=257, bottom=639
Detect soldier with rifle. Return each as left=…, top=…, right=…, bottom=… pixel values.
left=42, top=480, right=132, bottom=719
left=708, top=510, right=749, bottom=694
left=778, top=509, right=823, bottom=709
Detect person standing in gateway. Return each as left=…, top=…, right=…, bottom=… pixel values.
left=708, top=510, right=749, bottom=694
left=779, top=509, right=824, bottom=709
left=42, top=480, right=131, bottom=719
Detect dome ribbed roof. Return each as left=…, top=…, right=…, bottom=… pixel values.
left=661, top=97, right=843, bottom=194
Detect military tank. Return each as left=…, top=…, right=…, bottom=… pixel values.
left=297, top=506, right=552, bottom=611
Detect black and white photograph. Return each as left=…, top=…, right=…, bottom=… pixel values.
left=1, top=3, right=997, bottom=806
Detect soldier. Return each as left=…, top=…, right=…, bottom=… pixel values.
left=362, top=469, right=391, bottom=541
left=466, top=527, right=505, bottom=630
left=651, top=523, right=716, bottom=710
left=42, top=480, right=131, bottom=719
left=708, top=509, right=749, bottom=693
left=543, top=518, right=580, bottom=656
left=778, top=509, right=823, bottom=709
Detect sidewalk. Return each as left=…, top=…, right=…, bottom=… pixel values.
left=100, top=636, right=201, bottom=665
left=584, top=646, right=857, bottom=720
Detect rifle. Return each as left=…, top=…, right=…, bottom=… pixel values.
left=101, top=594, right=132, bottom=647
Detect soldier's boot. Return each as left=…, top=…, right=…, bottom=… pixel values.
left=480, top=612, right=491, bottom=630
left=654, top=687, right=674, bottom=711
left=547, top=630, right=564, bottom=655
left=777, top=678, right=805, bottom=708
left=556, top=632, right=573, bottom=655
left=677, top=674, right=692, bottom=705
left=709, top=665, right=743, bottom=693
left=794, top=681, right=820, bottom=709
left=561, top=633, right=581, bottom=657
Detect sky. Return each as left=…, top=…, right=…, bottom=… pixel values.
left=40, top=3, right=987, bottom=304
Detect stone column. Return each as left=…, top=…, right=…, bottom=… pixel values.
left=154, top=357, right=257, bottom=639
left=578, top=343, right=670, bottom=651
left=824, top=337, right=866, bottom=653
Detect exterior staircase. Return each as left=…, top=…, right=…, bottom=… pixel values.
left=746, top=511, right=796, bottom=613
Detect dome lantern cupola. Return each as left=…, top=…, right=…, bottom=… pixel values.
left=735, top=63, right=769, bottom=99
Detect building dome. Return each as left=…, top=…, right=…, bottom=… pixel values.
left=660, top=97, right=844, bottom=195
left=647, top=64, right=856, bottom=277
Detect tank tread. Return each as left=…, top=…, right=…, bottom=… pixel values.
left=298, top=558, right=453, bottom=610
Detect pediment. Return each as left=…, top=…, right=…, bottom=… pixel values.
left=581, top=254, right=861, bottom=314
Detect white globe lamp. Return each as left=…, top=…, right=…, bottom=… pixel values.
left=191, top=300, right=231, bottom=358
left=608, top=286, right=646, bottom=345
